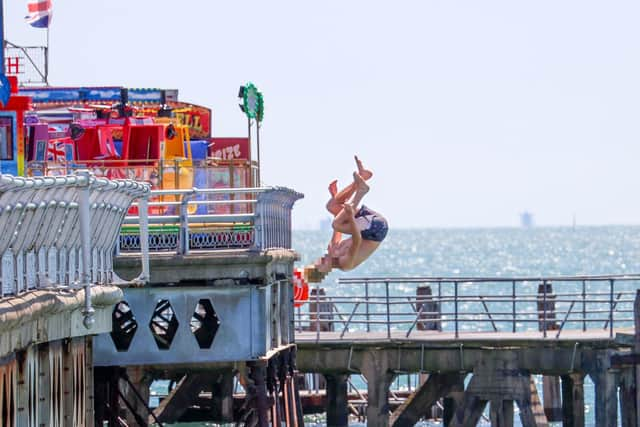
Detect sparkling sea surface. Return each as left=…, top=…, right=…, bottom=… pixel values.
left=157, top=226, right=640, bottom=426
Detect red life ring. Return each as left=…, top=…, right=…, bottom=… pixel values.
left=293, top=268, right=309, bottom=308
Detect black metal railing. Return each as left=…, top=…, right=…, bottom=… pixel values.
left=294, top=275, right=640, bottom=341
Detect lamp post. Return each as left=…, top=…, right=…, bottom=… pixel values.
left=238, top=83, right=264, bottom=187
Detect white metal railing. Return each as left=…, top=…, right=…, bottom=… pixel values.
left=119, top=187, right=303, bottom=255
left=0, top=172, right=149, bottom=325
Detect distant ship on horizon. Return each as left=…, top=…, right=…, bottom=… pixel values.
left=520, top=211, right=534, bottom=228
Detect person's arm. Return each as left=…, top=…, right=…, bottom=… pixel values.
left=339, top=206, right=361, bottom=271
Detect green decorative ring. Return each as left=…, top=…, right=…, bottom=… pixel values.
left=243, top=83, right=259, bottom=119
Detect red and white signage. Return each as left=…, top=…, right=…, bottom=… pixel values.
left=209, top=137, right=249, bottom=161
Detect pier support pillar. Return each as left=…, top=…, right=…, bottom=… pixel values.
left=450, top=365, right=548, bottom=427
left=245, top=361, right=270, bottom=427
left=443, top=374, right=465, bottom=427
left=592, top=368, right=618, bottom=427
left=211, top=371, right=235, bottom=422
left=490, top=399, right=514, bottom=426
left=122, top=366, right=152, bottom=427
left=324, top=373, right=349, bottom=427
left=561, top=373, right=585, bottom=427
left=360, top=352, right=395, bottom=427
left=390, top=372, right=464, bottom=427
left=619, top=368, right=637, bottom=427
left=634, top=289, right=640, bottom=424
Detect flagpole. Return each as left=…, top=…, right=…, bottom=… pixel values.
left=45, top=26, right=49, bottom=85
left=0, top=0, right=4, bottom=74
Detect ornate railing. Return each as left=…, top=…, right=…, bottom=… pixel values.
left=0, top=172, right=149, bottom=323
left=118, top=187, right=302, bottom=255
left=295, top=275, right=640, bottom=341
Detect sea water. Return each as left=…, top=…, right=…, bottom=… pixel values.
left=159, top=225, right=640, bottom=426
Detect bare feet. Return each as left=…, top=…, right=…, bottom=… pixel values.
left=354, top=155, right=373, bottom=180
left=328, top=179, right=338, bottom=197
left=352, top=171, right=370, bottom=195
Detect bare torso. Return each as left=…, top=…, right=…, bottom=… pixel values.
left=332, top=237, right=381, bottom=271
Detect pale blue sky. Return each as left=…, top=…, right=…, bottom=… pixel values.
left=5, top=1, right=640, bottom=228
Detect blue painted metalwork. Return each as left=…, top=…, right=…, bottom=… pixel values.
left=17, top=87, right=173, bottom=104
left=93, top=284, right=279, bottom=365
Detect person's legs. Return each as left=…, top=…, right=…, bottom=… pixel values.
left=349, top=172, right=369, bottom=209
left=325, top=156, right=373, bottom=216
left=326, top=180, right=357, bottom=216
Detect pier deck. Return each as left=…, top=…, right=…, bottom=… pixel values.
left=296, top=328, right=634, bottom=345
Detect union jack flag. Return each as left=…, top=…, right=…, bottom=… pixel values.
left=25, top=0, right=52, bottom=28
left=46, top=139, right=65, bottom=163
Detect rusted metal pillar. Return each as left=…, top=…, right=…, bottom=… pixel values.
left=324, top=373, right=349, bottom=427
left=85, top=339, right=95, bottom=427
left=247, top=361, right=270, bottom=427
left=561, top=373, right=585, bottom=427
left=267, top=358, right=282, bottom=427
left=289, top=349, right=305, bottom=427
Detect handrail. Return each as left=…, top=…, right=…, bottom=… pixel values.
left=0, top=172, right=149, bottom=327
left=295, top=275, right=640, bottom=341
left=119, top=186, right=303, bottom=254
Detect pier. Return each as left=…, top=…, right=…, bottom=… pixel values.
left=294, top=276, right=639, bottom=427
left=1, top=178, right=640, bottom=426
left=94, top=186, right=305, bottom=426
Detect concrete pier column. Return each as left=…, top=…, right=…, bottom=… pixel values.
left=490, top=399, right=514, bottom=427
left=592, top=369, right=618, bottom=427
left=561, top=373, right=585, bottom=427
left=619, top=368, right=637, bottom=427
left=324, top=373, right=349, bottom=427
left=360, top=352, right=395, bottom=427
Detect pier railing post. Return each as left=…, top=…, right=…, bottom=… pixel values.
left=385, top=281, right=391, bottom=339
left=137, top=196, right=150, bottom=283
left=635, top=289, right=640, bottom=423
left=77, top=171, right=94, bottom=329
left=178, top=191, right=193, bottom=255
left=365, top=281, right=370, bottom=332
left=454, top=281, right=459, bottom=339
left=609, top=279, right=614, bottom=338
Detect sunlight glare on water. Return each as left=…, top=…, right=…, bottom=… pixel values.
left=163, top=226, right=640, bottom=427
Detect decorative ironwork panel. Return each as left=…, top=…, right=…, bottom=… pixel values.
left=93, top=286, right=272, bottom=366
